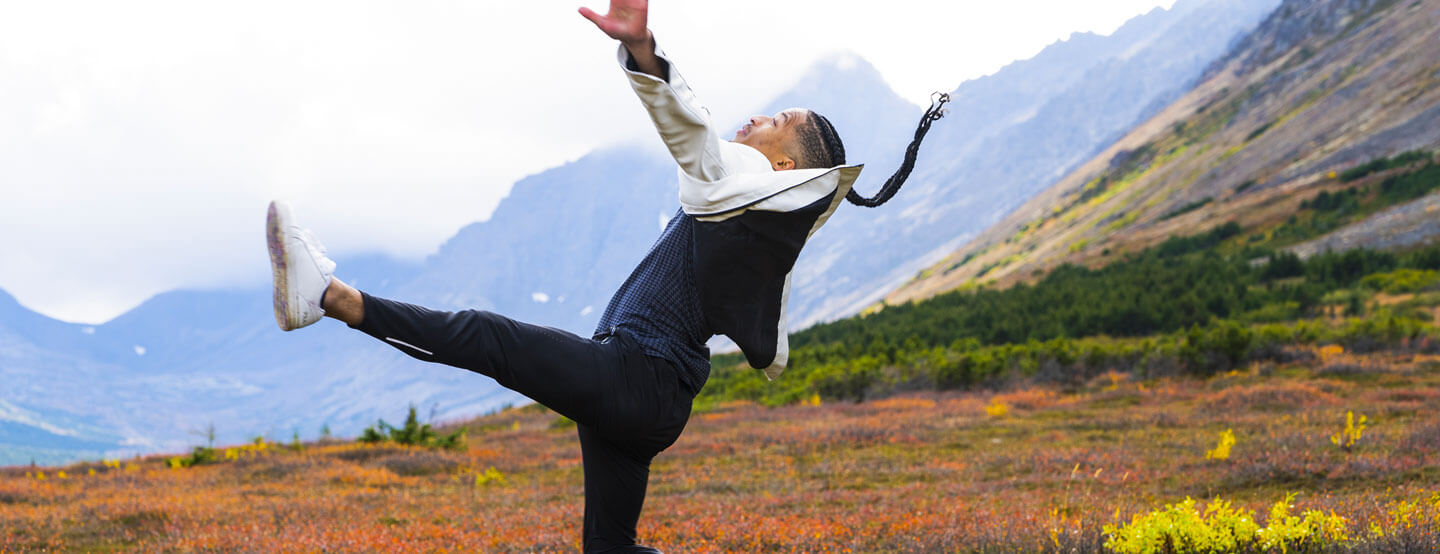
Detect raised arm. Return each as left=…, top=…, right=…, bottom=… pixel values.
left=580, top=1, right=769, bottom=183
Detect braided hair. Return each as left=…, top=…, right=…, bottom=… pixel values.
left=790, top=93, right=951, bottom=208
left=792, top=111, right=847, bottom=169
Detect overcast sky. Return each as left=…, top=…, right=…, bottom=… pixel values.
left=0, top=0, right=1177, bottom=324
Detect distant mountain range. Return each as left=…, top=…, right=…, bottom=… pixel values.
left=781, top=0, right=1282, bottom=322
left=0, top=0, right=1279, bottom=466
left=888, top=0, right=1440, bottom=305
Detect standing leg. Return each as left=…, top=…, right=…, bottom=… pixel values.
left=348, top=290, right=694, bottom=552
left=578, top=424, right=662, bottom=554
left=575, top=346, right=693, bottom=553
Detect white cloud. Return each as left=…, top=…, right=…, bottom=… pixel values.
left=0, top=0, right=1176, bottom=323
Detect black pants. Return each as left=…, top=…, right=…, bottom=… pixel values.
left=353, top=292, right=693, bottom=553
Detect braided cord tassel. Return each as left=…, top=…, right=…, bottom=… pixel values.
left=846, top=92, right=951, bottom=208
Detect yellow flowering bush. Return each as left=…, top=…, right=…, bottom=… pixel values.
left=1104, top=497, right=1258, bottom=553
left=474, top=467, right=507, bottom=487
left=1105, top=495, right=1349, bottom=553
left=1255, top=495, right=1349, bottom=552
left=1330, top=411, right=1367, bottom=451
left=1205, top=429, right=1235, bottom=461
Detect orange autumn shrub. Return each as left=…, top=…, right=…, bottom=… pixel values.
left=994, top=388, right=1059, bottom=410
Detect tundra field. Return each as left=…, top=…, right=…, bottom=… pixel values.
left=2, top=346, right=1439, bottom=552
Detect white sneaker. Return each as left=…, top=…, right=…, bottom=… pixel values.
left=266, top=201, right=336, bottom=331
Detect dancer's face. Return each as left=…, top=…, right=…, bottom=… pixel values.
left=732, top=108, right=807, bottom=171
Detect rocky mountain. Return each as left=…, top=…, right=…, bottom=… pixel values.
left=789, top=0, right=1280, bottom=324
left=887, top=0, right=1440, bottom=305
left=0, top=0, right=1282, bottom=465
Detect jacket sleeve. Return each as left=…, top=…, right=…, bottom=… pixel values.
left=618, top=40, right=766, bottom=183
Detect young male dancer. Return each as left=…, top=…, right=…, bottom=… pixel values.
left=266, top=0, right=945, bottom=550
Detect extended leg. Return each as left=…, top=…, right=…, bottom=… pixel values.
left=269, top=201, right=621, bottom=427
left=340, top=287, right=699, bottom=442
left=346, top=291, right=620, bottom=426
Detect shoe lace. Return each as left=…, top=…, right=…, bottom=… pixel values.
left=292, top=226, right=329, bottom=257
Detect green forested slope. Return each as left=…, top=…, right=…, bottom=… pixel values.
left=702, top=178, right=1440, bottom=407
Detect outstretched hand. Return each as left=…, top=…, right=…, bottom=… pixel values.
left=580, top=0, right=663, bottom=78
left=579, top=0, right=651, bottom=46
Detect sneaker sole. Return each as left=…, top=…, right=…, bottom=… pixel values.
left=266, top=201, right=295, bottom=331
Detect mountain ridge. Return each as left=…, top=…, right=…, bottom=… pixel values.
left=797, top=0, right=1280, bottom=325
left=886, top=0, right=1440, bottom=306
